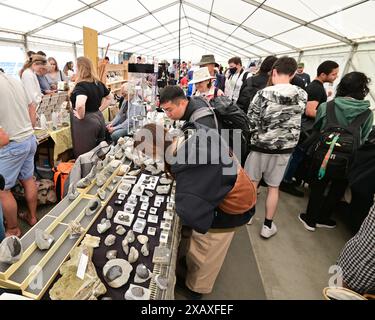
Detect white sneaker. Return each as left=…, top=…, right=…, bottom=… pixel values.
left=260, top=223, right=277, bottom=239
left=247, top=216, right=254, bottom=225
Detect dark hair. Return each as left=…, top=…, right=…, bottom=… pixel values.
left=37, top=51, right=47, bottom=57
left=137, top=56, right=142, bottom=60
left=259, top=56, right=278, bottom=74
left=317, top=60, right=339, bottom=76
left=271, top=56, right=297, bottom=76
left=336, top=72, right=371, bottom=100
left=228, top=57, right=242, bottom=66
left=105, top=56, right=110, bottom=61
left=27, top=51, right=35, bottom=58
left=0, top=68, right=4, bottom=73
left=160, top=85, right=187, bottom=104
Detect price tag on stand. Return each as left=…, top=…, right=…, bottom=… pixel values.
left=77, top=253, right=89, bottom=280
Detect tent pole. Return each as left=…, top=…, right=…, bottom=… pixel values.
left=298, top=51, right=304, bottom=64
left=343, top=44, right=359, bottom=75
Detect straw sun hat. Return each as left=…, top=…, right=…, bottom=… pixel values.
left=188, top=67, right=215, bottom=85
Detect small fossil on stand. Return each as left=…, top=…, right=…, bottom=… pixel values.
left=67, top=183, right=79, bottom=201
left=85, top=199, right=101, bottom=216
left=103, top=259, right=133, bottom=289
left=0, top=236, right=23, bottom=264
left=35, top=229, right=55, bottom=250
left=68, top=221, right=85, bottom=237
left=98, top=189, right=106, bottom=201
left=77, top=177, right=91, bottom=189
left=96, top=174, right=107, bottom=187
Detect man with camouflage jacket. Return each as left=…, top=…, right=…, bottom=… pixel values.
left=244, top=57, right=307, bottom=239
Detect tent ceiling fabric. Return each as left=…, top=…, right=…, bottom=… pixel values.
left=0, top=0, right=374, bottom=61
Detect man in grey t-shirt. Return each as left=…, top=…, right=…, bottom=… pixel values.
left=0, top=72, right=38, bottom=237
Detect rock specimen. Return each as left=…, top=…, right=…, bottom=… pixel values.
left=155, top=275, right=168, bottom=290
left=137, top=235, right=149, bottom=245
left=98, top=189, right=106, bottom=201
left=104, top=235, right=116, bottom=247
left=102, top=259, right=133, bottom=289
left=122, top=239, right=129, bottom=255
left=77, top=177, right=91, bottom=189
left=67, top=183, right=79, bottom=201
left=116, top=226, right=126, bottom=236
left=68, top=221, right=85, bottom=237
left=49, top=245, right=106, bottom=300
left=106, top=206, right=114, bottom=220
left=81, top=235, right=101, bottom=248
left=160, top=177, right=173, bottom=185
left=87, top=164, right=98, bottom=180
left=118, top=165, right=130, bottom=176
left=97, top=219, right=111, bottom=234
left=106, top=250, right=117, bottom=260
left=156, top=185, right=171, bottom=195
left=141, top=243, right=149, bottom=257
left=0, top=236, right=23, bottom=264
left=96, top=174, right=107, bottom=187
left=134, top=264, right=152, bottom=284
left=124, top=285, right=151, bottom=300
left=85, top=199, right=101, bottom=216
left=125, top=230, right=135, bottom=244
left=128, top=247, right=139, bottom=264
left=35, top=229, right=55, bottom=250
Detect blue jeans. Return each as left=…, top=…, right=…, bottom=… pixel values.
left=111, top=128, right=130, bottom=144
left=0, top=203, right=5, bottom=241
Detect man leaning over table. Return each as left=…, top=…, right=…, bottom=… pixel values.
left=0, top=71, right=38, bottom=238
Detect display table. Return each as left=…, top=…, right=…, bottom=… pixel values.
left=35, top=126, right=73, bottom=166
left=0, top=146, right=180, bottom=300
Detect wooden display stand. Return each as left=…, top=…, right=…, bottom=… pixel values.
left=83, top=26, right=99, bottom=70
left=0, top=159, right=129, bottom=300
left=105, top=62, right=129, bottom=94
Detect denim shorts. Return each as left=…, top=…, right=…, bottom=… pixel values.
left=0, top=135, right=37, bottom=190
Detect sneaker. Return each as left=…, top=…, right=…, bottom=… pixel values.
left=260, top=223, right=277, bottom=239
left=298, top=213, right=316, bottom=232
left=247, top=216, right=254, bottom=225
left=280, top=182, right=304, bottom=198
left=316, top=219, right=337, bottom=229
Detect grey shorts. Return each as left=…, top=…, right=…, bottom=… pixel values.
left=244, top=151, right=291, bottom=187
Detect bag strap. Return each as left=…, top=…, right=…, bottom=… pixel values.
left=190, top=97, right=219, bottom=129
left=348, top=109, right=371, bottom=132
left=242, top=71, right=250, bottom=83
left=325, top=100, right=339, bottom=128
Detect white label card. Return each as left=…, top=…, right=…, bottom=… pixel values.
left=77, top=253, right=89, bottom=280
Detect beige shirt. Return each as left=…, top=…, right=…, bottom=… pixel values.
left=0, top=72, right=34, bottom=142
left=21, top=68, right=42, bottom=104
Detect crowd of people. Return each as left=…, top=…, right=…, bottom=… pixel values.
left=0, top=48, right=374, bottom=299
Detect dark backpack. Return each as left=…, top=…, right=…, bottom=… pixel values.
left=310, top=101, right=371, bottom=180
left=190, top=96, right=251, bottom=166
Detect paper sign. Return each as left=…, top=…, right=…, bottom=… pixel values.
left=77, top=253, right=89, bottom=280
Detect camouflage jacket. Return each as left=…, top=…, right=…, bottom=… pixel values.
left=248, top=84, right=307, bottom=154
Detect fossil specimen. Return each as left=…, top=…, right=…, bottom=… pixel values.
left=103, top=259, right=133, bottom=289
left=35, top=229, right=55, bottom=250
left=0, top=236, right=23, bottom=264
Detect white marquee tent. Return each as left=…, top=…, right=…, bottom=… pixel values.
left=0, top=0, right=374, bottom=103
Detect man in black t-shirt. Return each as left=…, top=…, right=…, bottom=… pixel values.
left=280, top=60, right=339, bottom=197
left=305, top=60, right=339, bottom=120
left=295, top=62, right=311, bottom=87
